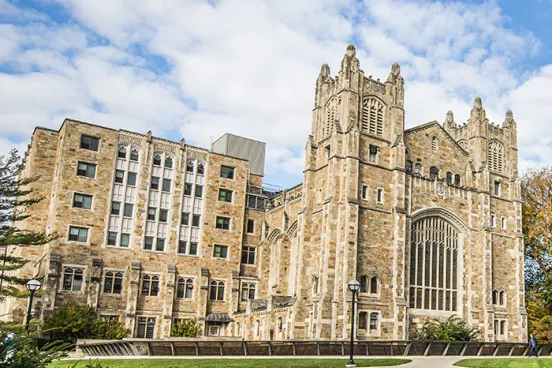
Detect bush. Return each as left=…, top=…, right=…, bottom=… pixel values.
left=171, top=318, right=198, bottom=337
left=42, top=304, right=129, bottom=342
left=409, top=315, right=480, bottom=341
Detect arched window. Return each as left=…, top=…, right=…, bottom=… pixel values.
left=186, top=160, right=195, bottom=173
left=492, top=290, right=498, bottom=304
left=488, top=141, right=504, bottom=173
left=153, top=153, right=162, bottom=166
left=360, top=276, right=368, bottom=293
left=312, top=276, right=319, bottom=295
left=430, top=167, right=439, bottom=181
left=499, top=291, right=504, bottom=305
left=141, top=274, right=160, bottom=296
left=277, top=316, right=283, bottom=331
left=446, top=172, right=453, bottom=185
left=370, top=276, right=378, bottom=295
left=197, top=163, right=205, bottom=175
left=103, top=271, right=123, bottom=294
left=454, top=174, right=460, bottom=186
left=165, top=156, right=173, bottom=168
left=209, top=280, right=225, bottom=301
left=241, top=283, right=256, bottom=301
left=118, top=146, right=127, bottom=159
left=361, top=98, right=385, bottom=136
left=176, top=278, right=194, bottom=299
left=130, top=149, right=139, bottom=161
left=432, top=137, right=438, bottom=153
left=409, top=216, right=459, bottom=311
left=414, top=163, right=422, bottom=175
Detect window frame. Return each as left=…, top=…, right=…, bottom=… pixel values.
left=68, top=226, right=89, bottom=243
left=77, top=161, right=97, bottom=179
left=72, top=193, right=93, bottom=210
left=80, top=135, right=100, bottom=152
left=218, top=188, right=233, bottom=203
left=209, top=280, right=225, bottom=301
left=103, top=270, right=124, bottom=294
left=213, top=244, right=229, bottom=259
left=246, top=219, right=255, bottom=234
left=140, top=274, right=161, bottom=297
left=241, top=246, right=256, bottom=265
left=216, top=216, right=231, bottom=230
left=220, top=165, right=235, bottom=179
left=61, top=265, right=85, bottom=292
left=176, top=277, right=194, bottom=299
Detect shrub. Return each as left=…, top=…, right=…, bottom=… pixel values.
left=171, top=318, right=198, bottom=337
left=409, top=315, right=479, bottom=341
left=42, top=304, right=129, bottom=342
left=0, top=329, right=72, bottom=368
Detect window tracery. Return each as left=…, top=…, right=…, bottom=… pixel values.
left=361, top=98, right=384, bottom=136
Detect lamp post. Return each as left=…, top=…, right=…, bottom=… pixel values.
left=25, top=279, right=41, bottom=331
left=347, top=279, right=360, bottom=367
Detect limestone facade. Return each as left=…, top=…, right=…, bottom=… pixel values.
left=3, top=44, right=526, bottom=342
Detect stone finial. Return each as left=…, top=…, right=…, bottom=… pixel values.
left=345, top=44, right=356, bottom=57
left=446, top=110, right=454, bottom=123
left=470, top=96, right=485, bottom=121
left=503, top=109, right=516, bottom=128
left=179, top=138, right=185, bottom=148
left=320, top=63, right=330, bottom=77
left=474, top=97, right=483, bottom=110
left=146, top=130, right=152, bottom=142
left=387, top=62, right=401, bottom=82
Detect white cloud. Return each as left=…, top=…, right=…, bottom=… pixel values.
left=0, top=0, right=550, bottom=187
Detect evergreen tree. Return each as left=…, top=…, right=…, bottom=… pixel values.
left=0, top=149, right=57, bottom=300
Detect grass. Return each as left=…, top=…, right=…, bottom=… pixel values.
left=454, top=358, right=552, bottom=367
left=50, top=358, right=412, bottom=368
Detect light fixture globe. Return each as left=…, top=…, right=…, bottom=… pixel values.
left=25, top=279, right=41, bottom=292
left=348, top=279, right=360, bottom=292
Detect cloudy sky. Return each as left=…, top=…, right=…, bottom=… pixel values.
left=1, top=0, right=551, bottom=188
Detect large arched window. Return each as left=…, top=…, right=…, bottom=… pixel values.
left=361, top=98, right=385, bottom=136
left=409, top=216, right=459, bottom=311
left=488, top=141, right=504, bottom=173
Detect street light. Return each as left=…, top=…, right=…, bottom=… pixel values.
left=347, top=279, right=361, bottom=368
left=25, top=279, right=41, bottom=331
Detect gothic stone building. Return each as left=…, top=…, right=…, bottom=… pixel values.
left=2, top=44, right=526, bottom=342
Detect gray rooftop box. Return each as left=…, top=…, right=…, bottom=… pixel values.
left=211, top=133, right=266, bottom=176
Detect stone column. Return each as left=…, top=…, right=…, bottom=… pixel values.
left=39, top=251, right=61, bottom=320
left=161, top=264, right=176, bottom=337
left=198, top=268, right=210, bottom=336
left=125, top=260, right=141, bottom=336
left=87, top=257, right=102, bottom=308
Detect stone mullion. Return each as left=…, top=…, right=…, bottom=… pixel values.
left=161, top=264, right=176, bottom=338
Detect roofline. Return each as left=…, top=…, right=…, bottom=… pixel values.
left=405, top=120, right=469, bottom=156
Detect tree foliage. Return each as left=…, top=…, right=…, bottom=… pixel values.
left=171, top=318, right=198, bottom=338
left=0, top=149, right=58, bottom=300
left=409, top=315, right=480, bottom=341
left=42, top=304, right=129, bottom=343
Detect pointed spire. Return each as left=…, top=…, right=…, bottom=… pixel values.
left=470, top=96, right=485, bottom=122
left=474, top=97, right=483, bottom=109
left=320, top=63, right=330, bottom=77
left=444, top=110, right=456, bottom=130
left=345, top=44, right=356, bottom=57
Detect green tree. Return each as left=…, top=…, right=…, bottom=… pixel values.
left=92, top=319, right=129, bottom=340
left=0, top=149, right=58, bottom=300
left=171, top=318, right=198, bottom=337
left=409, top=315, right=480, bottom=341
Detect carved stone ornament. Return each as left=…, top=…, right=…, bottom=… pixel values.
left=153, top=142, right=177, bottom=154
left=119, top=134, right=142, bottom=145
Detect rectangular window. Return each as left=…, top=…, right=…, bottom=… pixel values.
left=324, top=145, right=330, bottom=161
left=77, top=162, right=96, bottom=178
left=111, top=202, right=121, bottom=215
left=107, top=232, right=117, bottom=246
left=247, top=219, right=254, bottom=234
left=184, top=183, right=192, bottom=196
left=361, top=185, right=368, bottom=200
left=358, top=312, right=368, bottom=330
left=501, top=217, right=506, bottom=230
left=68, top=226, right=88, bottom=243
left=73, top=193, right=92, bottom=209
left=123, top=203, right=133, bottom=218
left=156, top=238, right=165, bottom=252
left=178, top=241, right=187, bottom=254
left=220, top=165, right=235, bottom=179
left=136, top=317, right=156, bottom=338
left=218, top=189, right=233, bottom=202
left=377, top=188, right=383, bottom=203
left=159, top=209, right=168, bottom=223
left=120, top=233, right=130, bottom=247
left=216, top=216, right=230, bottom=230
left=115, top=170, right=124, bottom=183
left=162, top=179, right=171, bottom=192
left=241, top=246, right=256, bottom=265
left=103, top=271, right=124, bottom=294
left=369, top=145, right=378, bottom=163
left=80, top=135, right=99, bottom=151
left=181, top=213, right=190, bottom=225
left=195, top=185, right=203, bottom=198
left=209, top=281, right=225, bottom=301
left=127, top=172, right=137, bottom=186
left=151, top=176, right=160, bottom=190
left=369, top=312, right=378, bottom=332
left=491, top=214, right=496, bottom=228
left=192, top=214, right=201, bottom=227
left=189, top=242, right=198, bottom=255
left=213, top=244, right=228, bottom=258
left=494, top=181, right=500, bottom=196
left=147, top=207, right=156, bottom=221
left=144, top=236, right=153, bottom=250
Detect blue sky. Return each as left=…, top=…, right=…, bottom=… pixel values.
left=1, top=0, right=552, bottom=188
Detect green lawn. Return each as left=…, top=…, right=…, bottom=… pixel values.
left=454, top=358, right=552, bottom=367
left=50, top=358, right=411, bottom=368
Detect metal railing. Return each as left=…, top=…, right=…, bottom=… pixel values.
left=77, top=339, right=541, bottom=358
